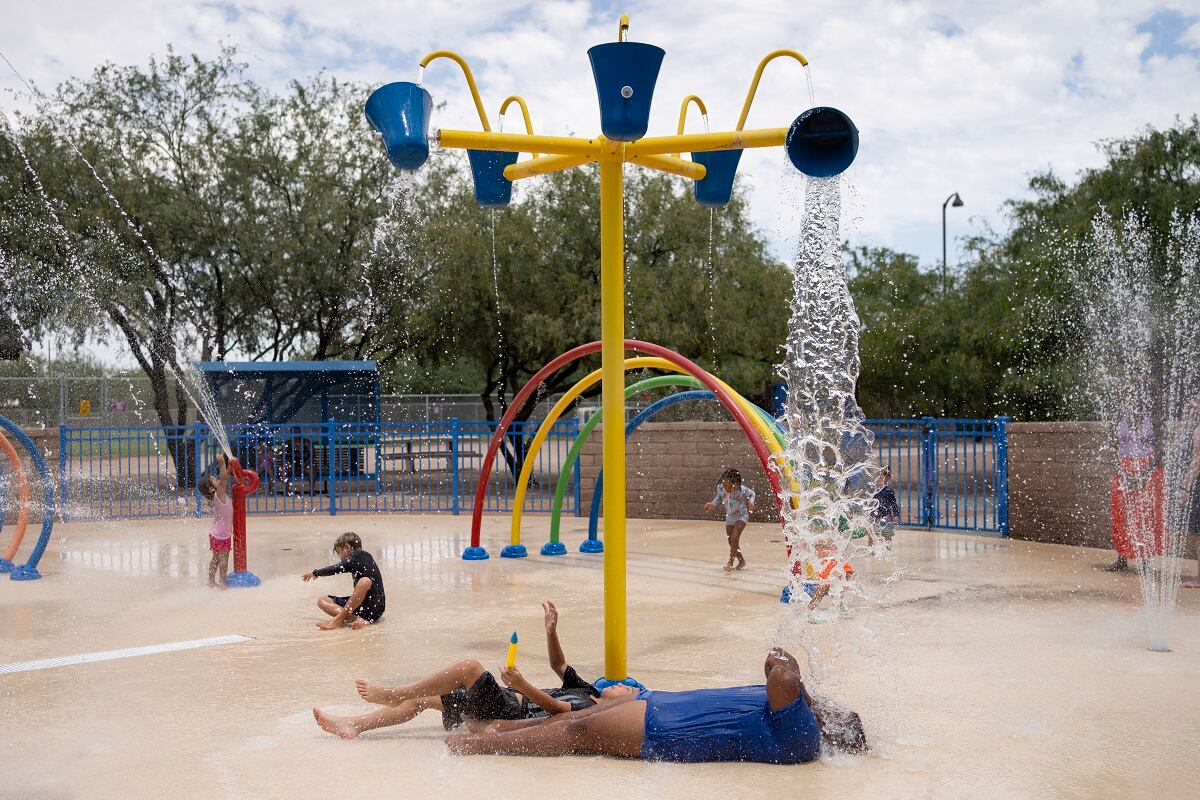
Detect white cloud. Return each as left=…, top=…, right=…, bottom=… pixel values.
left=2, top=0, right=1199, bottom=270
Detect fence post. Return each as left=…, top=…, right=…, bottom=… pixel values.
left=58, top=375, right=66, bottom=427
left=573, top=429, right=582, bottom=517
left=193, top=421, right=204, bottom=516
left=58, top=425, right=69, bottom=522
left=920, top=416, right=937, bottom=529
left=327, top=419, right=337, bottom=516
left=995, top=416, right=1011, bottom=537
left=451, top=418, right=461, bottom=515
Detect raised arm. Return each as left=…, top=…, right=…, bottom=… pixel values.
left=542, top=601, right=567, bottom=679
left=499, top=667, right=572, bottom=715
left=215, top=453, right=230, bottom=501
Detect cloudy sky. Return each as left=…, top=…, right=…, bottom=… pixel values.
left=3, top=0, right=1200, bottom=269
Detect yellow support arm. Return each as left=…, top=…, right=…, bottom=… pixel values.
left=419, top=50, right=492, bottom=132
left=673, top=95, right=708, bottom=158
left=504, top=154, right=594, bottom=181
left=437, top=129, right=602, bottom=158
left=736, top=49, right=809, bottom=131
left=498, top=96, right=538, bottom=158
left=627, top=153, right=707, bottom=180
left=626, top=127, right=788, bottom=158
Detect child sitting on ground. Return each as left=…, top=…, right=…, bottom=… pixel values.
left=801, top=537, right=855, bottom=622
left=302, top=531, right=386, bottom=630
left=199, top=453, right=232, bottom=588
left=704, top=468, right=756, bottom=571
left=868, top=466, right=900, bottom=547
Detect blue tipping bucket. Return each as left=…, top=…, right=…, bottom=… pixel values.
left=365, top=82, right=433, bottom=170
left=785, top=106, right=859, bottom=177
left=691, top=149, right=743, bottom=207
left=587, top=42, right=665, bottom=142
left=467, top=150, right=520, bottom=207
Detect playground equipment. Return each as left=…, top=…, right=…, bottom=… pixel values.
left=365, top=14, right=858, bottom=684
left=0, top=415, right=55, bottom=580
left=506, top=631, right=519, bottom=669
left=224, top=457, right=261, bottom=587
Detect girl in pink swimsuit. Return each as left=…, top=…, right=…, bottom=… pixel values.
left=200, top=454, right=233, bottom=587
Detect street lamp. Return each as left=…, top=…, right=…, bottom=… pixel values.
left=942, top=191, right=963, bottom=294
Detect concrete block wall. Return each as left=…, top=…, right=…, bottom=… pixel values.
left=1007, top=422, right=1112, bottom=547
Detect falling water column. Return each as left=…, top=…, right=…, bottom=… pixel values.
left=599, top=146, right=628, bottom=682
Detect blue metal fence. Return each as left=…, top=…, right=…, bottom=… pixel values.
left=58, top=419, right=581, bottom=521
left=57, top=416, right=1008, bottom=535
left=865, top=417, right=1009, bottom=535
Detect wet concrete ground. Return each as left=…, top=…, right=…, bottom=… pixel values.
left=2, top=514, right=1198, bottom=799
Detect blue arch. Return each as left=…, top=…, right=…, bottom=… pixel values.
left=584, top=391, right=782, bottom=549
left=0, top=415, right=56, bottom=580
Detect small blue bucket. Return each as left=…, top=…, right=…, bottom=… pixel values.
left=691, top=149, right=743, bottom=207
left=467, top=150, right=520, bottom=207
left=365, top=82, right=433, bottom=170
left=785, top=107, right=859, bottom=177
left=587, top=42, right=665, bottom=142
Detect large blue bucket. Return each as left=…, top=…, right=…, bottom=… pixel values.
left=365, top=82, right=433, bottom=170
left=587, top=42, right=665, bottom=142
left=691, top=149, right=743, bottom=207
left=467, top=150, right=520, bottom=207
left=785, top=107, right=859, bottom=177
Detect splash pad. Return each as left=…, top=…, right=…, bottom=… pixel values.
left=365, top=15, right=857, bottom=684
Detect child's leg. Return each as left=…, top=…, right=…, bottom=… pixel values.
left=313, top=696, right=442, bottom=739
left=731, top=521, right=747, bottom=568
left=208, top=551, right=219, bottom=586
left=724, top=524, right=736, bottom=571
left=218, top=551, right=230, bottom=584
left=808, top=583, right=830, bottom=609
left=357, top=658, right=488, bottom=706
left=317, top=596, right=344, bottom=617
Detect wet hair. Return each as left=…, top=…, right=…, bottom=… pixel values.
left=199, top=475, right=217, bottom=501
left=720, top=468, right=742, bottom=486
left=334, top=531, right=362, bottom=551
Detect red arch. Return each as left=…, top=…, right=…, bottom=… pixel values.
left=468, top=340, right=781, bottom=550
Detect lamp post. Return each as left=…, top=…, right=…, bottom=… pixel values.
left=942, top=191, right=963, bottom=294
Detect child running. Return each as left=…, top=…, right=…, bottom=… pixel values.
left=200, top=453, right=233, bottom=588
left=302, top=531, right=386, bottom=630
left=704, top=468, right=756, bottom=571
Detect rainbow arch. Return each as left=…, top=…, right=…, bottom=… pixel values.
left=464, top=340, right=790, bottom=559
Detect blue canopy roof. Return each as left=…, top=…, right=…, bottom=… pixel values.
left=195, top=361, right=380, bottom=426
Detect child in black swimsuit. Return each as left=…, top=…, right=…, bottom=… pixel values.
left=302, top=532, right=386, bottom=630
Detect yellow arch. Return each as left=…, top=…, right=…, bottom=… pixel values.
left=508, top=357, right=792, bottom=547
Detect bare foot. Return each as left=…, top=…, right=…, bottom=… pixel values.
left=350, top=618, right=370, bottom=630
left=735, top=559, right=746, bottom=571
left=316, top=621, right=341, bottom=631
left=1182, top=576, right=1200, bottom=588
left=313, top=708, right=359, bottom=740
left=356, top=679, right=398, bottom=705
left=723, top=563, right=734, bottom=573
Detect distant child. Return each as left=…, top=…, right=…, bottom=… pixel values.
left=704, top=468, right=756, bottom=572
left=802, top=537, right=855, bottom=621
left=199, top=453, right=232, bottom=588
left=302, top=531, right=386, bottom=630
left=869, top=466, right=900, bottom=546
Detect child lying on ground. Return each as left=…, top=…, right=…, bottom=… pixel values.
left=312, top=601, right=636, bottom=738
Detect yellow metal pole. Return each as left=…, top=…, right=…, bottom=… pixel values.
left=736, top=49, right=809, bottom=132
left=627, top=153, right=707, bottom=180
left=419, top=50, right=493, bottom=132
left=627, top=127, right=788, bottom=157
left=437, top=129, right=601, bottom=157
left=673, top=95, right=708, bottom=158
left=599, top=151, right=627, bottom=682
left=505, top=154, right=594, bottom=181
